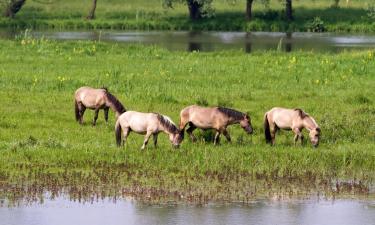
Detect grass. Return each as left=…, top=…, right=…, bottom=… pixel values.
left=0, top=36, right=374, bottom=204
left=0, top=0, right=375, bottom=32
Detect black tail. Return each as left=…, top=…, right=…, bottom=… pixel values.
left=115, top=120, right=122, bottom=147
left=264, top=113, right=272, bottom=144
left=74, top=100, right=80, bottom=122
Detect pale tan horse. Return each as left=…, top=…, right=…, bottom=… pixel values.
left=179, top=105, right=253, bottom=145
left=264, top=107, right=321, bottom=147
left=74, top=86, right=126, bottom=125
left=115, top=111, right=183, bottom=149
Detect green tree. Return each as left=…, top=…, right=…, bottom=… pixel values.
left=3, top=0, right=27, bottom=18
left=86, top=0, right=97, bottom=20
left=163, top=0, right=213, bottom=20
left=285, top=0, right=293, bottom=20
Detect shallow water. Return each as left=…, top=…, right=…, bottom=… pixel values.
left=1, top=29, right=375, bottom=52
left=0, top=196, right=374, bottom=225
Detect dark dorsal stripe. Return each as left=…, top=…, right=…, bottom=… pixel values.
left=294, top=108, right=308, bottom=119
left=156, top=114, right=179, bottom=134
left=105, top=90, right=126, bottom=113
left=217, top=107, right=245, bottom=120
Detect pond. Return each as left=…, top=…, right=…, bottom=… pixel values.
left=1, top=196, right=374, bottom=225
left=1, top=29, right=375, bottom=52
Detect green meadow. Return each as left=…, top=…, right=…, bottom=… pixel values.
left=0, top=0, right=375, bottom=32
left=0, top=37, right=374, bottom=203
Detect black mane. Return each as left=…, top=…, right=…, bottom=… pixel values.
left=156, top=114, right=179, bottom=134
left=294, top=108, right=308, bottom=119
left=217, top=107, right=245, bottom=120
left=105, top=90, right=126, bottom=113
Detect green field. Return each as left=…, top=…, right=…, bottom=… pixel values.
left=0, top=0, right=375, bottom=32
left=0, top=37, right=374, bottom=203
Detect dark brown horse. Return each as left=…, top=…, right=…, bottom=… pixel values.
left=74, top=86, right=126, bottom=125
left=179, top=105, right=253, bottom=144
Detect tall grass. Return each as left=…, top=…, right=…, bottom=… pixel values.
left=0, top=37, right=374, bottom=203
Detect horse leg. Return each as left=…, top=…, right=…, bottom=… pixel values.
left=92, top=108, right=99, bottom=126
left=222, top=128, right=231, bottom=142
left=141, top=131, right=152, bottom=150
left=122, top=127, right=130, bottom=146
left=214, top=130, right=221, bottom=145
left=104, top=107, right=109, bottom=123
left=293, top=128, right=302, bottom=146
left=186, top=122, right=197, bottom=142
left=153, top=133, right=158, bottom=148
left=78, top=104, right=86, bottom=125
left=270, top=124, right=278, bottom=145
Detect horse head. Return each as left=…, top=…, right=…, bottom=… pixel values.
left=240, top=114, right=253, bottom=134
left=169, top=130, right=183, bottom=148
left=309, top=127, right=321, bottom=147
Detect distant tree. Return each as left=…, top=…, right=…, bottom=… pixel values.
left=246, top=0, right=254, bottom=21
left=332, top=0, right=340, bottom=8
left=86, top=0, right=98, bottom=20
left=3, top=0, right=27, bottom=18
left=285, top=0, right=292, bottom=21
left=163, top=0, right=213, bottom=20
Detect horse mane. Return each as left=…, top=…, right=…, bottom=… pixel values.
left=156, top=114, right=179, bottom=134
left=217, top=107, right=245, bottom=120
left=294, top=108, right=309, bottom=119
left=105, top=90, right=126, bottom=113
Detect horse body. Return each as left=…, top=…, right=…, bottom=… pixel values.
left=179, top=105, right=253, bottom=144
left=115, top=111, right=182, bottom=149
left=264, top=107, right=321, bottom=147
left=74, top=86, right=126, bottom=125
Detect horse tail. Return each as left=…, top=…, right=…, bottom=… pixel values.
left=264, top=112, right=272, bottom=144
left=74, top=99, right=80, bottom=122
left=179, top=107, right=190, bottom=131
left=115, top=120, right=122, bottom=147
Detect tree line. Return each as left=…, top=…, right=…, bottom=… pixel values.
left=2, top=0, right=350, bottom=21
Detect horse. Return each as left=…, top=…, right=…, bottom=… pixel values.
left=264, top=107, right=321, bottom=147
left=74, top=86, right=126, bottom=126
left=179, top=105, right=253, bottom=145
left=115, top=111, right=183, bottom=150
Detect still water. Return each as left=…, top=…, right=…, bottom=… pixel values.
left=0, top=196, right=374, bottom=225
left=1, top=29, right=375, bottom=52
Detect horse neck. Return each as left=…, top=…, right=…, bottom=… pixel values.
left=228, top=116, right=241, bottom=125
left=303, top=116, right=317, bottom=131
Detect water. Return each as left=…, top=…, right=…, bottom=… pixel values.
left=1, top=29, right=375, bottom=52
left=0, top=196, right=374, bottom=225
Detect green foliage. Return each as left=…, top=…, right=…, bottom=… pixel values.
left=307, top=16, right=326, bottom=32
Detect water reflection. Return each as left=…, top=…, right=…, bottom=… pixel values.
left=1, top=29, right=375, bottom=53
left=0, top=196, right=374, bottom=225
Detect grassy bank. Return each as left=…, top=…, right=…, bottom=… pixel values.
left=0, top=0, right=375, bottom=32
left=0, top=38, right=374, bottom=203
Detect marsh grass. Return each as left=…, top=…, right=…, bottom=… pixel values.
left=0, top=37, right=374, bottom=203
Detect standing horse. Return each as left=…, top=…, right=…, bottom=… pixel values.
left=264, top=107, right=321, bottom=147
left=179, top=105, right=253, bottom=145
left=115, top=111, right=183, bottom=149
left=74, top=86, right=126, bottom=125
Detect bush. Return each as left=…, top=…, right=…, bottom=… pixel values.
left=307, top=17, right=326, bottom=32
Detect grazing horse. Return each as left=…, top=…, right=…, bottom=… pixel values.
left=179, top=105, right=253, bottom=145
left=264, top=107, right=321, bottom=147
left=115, top=111, right=183, bottom=149
left=74, top=86, right=126, bottom=125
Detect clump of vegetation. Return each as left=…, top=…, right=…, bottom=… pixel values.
left=307, top=17, right=326, bottom=32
